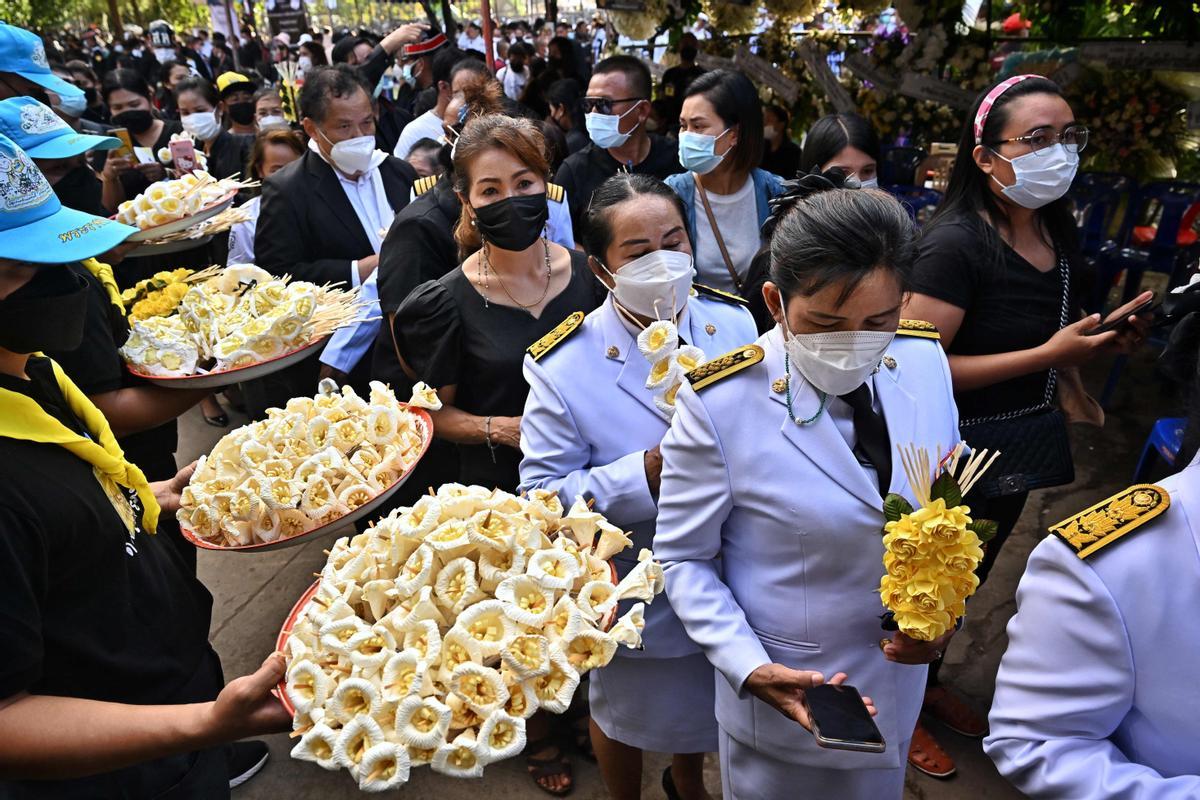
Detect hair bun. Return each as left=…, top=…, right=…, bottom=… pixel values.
left=764, top=167, right=853, bottom=234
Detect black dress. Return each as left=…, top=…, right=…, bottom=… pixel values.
left=396, top=249, right=601, bottom=491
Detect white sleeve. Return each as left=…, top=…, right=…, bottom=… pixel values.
left=518, top=355, right=658, bottom=524
left=985, top=538, right=1200, bottom=800
left=653, top=382, right=770, bottom=693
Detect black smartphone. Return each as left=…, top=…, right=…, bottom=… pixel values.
left=1086, top=294, right=1160, bottom=336
left=802, top=683, right=886, bottom=753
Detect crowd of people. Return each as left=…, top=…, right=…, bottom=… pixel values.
left=0, top=11, right=1196, bottom=800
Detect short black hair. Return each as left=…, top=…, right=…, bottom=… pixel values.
left=508, top=41, right=531, bottom=58
left=763, top=103, right=790, bottom=128
left=299, top=64, right=370, bottom=123
left=799, top=113, right=880, bottom=174
left=684, top=69, right=764, bottom=175
left=583, top=173, right=690, bottom=260
left=450, top=56, right=489, bottom=85
left=331, top=35, right=364, bottom=64
left=432, top=46, right=468, bottom=87
left=174, top=75, right=219, bottom=106
left=593, top=54, right=651, bottom=100
left=101, top=67, right=152, bottom=102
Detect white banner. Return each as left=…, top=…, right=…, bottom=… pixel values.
left=843, top=53, right=899, bottom=93
left=899, top=72, right=974, bottom=110
left=1079, top=41, right=1200, bottom=72
left=734, top=46, right=800, bottom=105
left=798, top=40, right=856, bottom=114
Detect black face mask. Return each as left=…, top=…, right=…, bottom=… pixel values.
left=681, top=45, right=698, bottom=62
left=472, top=193, right=548, bottom=252
left=111, top=108, right=154, bottom=134
left=84, top=87, right=98, bottom=106
left=228, top=101, right=255, bottom=125
left=0, top=266, right=88, bottom=354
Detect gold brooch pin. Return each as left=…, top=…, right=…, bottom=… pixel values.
left=606, top=345, right=619, bottom=359
left=705, top=323, right=716, bottom=335
left=771, top=377, right=787, bottom=394
left=883, top=355, right=897, bottom=369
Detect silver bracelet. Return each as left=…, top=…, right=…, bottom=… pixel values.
left=485, top=415, right=497, bottom=463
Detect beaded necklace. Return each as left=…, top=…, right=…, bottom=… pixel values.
left=783, top=353, right=829, bottom=426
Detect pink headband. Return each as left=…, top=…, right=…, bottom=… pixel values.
left=974, top=74, right=1036, bottom=145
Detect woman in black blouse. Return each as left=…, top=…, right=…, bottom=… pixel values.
left=904, top=74, right=1150, bottom=779
left=396, top=114, right=600, bottom=493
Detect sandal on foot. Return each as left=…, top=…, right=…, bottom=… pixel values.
left=908, top=722, right=956, bottom=778
left=525, top=737, right=573, bottom=797
left=923, top=686, right=988, bottom=738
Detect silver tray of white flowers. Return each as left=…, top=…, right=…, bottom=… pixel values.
left=276, top=483, right=660, bottom=792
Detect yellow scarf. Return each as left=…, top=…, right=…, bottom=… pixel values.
left=80, top=258, right=126, bottom=319
left=0, top=357, right=159, bottom=533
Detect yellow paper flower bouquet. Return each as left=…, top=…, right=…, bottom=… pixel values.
left=878, top=443, right=1000, bottom=641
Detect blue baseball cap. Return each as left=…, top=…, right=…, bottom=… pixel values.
left=0, top=24, right=85, bottom=101
left=0, top=133, right=137, bottom=263
left=0, top=97, right=119, bottom=159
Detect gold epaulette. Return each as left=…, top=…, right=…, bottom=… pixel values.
left=896, top=319, right=940, bottom=339
left=413, top=175, right=439, bottom=196
left=528, top=311, right=585, bottom=361
left=686, top=345, right=763, bottom=392
left=694, top=283, right=748, bottom=305
left=547, top=182, right=565, bottom=203
left=1050, top=484, right=1169, bottom=559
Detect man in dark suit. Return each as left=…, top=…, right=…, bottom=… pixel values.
left=251, top=64, right=416, bottom=415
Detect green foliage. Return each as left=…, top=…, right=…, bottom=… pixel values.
left=883, top=493, right=914, bottom=523
left=996, top=0, right=1200, bottom=41
left=968, top=518, right=999, bottom=543
left=929, top=471, right=963, bottom=509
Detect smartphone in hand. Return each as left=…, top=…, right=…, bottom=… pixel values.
left=1086, top=293, right=1160, bottom=336
left=802, top=683, right=886, bottom=753
left=169, top=138, right=197, bottom=174
left=110, top=127, right=133, bottom=159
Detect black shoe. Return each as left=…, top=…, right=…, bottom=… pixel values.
left=227, top=741, right=269, bottom=790
left=662, top=765, right=682, bottom=800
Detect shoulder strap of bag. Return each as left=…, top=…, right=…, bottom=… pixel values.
left=964, top=253, right=1071, bottom=424
left=693, top=172, right=743, bottom=294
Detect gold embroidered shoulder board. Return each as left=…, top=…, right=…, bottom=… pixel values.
left=687, top=345, right=764, bottom=392
left=528, top=311, right=585, bottom=361
left=413, top=175, right=439, bottom=196
left=1049, top=483, right=1169, bottom=559
left=547, top=182, right=565, bottom=203
left=896, top=319, right=940, bottom=339
left=693, top=283, right=749, bottom=305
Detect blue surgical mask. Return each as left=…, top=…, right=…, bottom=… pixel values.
left=679, top=128, right=731, bottom=175
left=859, top=176, right=879, bottom=189
left=400, top=63, right=417, bottom=88
left=585, top=100, right=643, bottom=149
left=56, top=89, right=87, bottom=118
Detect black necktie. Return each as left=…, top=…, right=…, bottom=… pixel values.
left=839, top=384, right=892, bottom=496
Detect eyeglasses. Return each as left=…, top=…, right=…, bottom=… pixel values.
left=993, top=125, right=1090, bottom=156
left=582, top=96, right=644, bottom=115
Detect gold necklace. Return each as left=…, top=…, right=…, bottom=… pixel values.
left=480, top=239, right=553, bottom=310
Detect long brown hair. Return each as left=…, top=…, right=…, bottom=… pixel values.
left=451, top=115, right=550, bottom=258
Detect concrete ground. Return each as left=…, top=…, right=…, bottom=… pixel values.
left=181, top=347, right=1177, bottom=800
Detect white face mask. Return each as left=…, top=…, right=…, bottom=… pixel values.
left=181, top=110, right=221, bottom=141
left=859, top=176, right=879, bottom=189
left=320, top=128, right=377, bottom=176
left=780, top=313, right=894, bottom=397
left=258, top=114, right=287, bottom=129
left=763, top=125, right=778, bottom=140
left=991, top=143, right=1079, bottom=209
left=600, top=249, right=695, bottom=320
left=298, top=55, right=313, bottom=71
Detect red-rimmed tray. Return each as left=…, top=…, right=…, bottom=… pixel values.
left=119, top=189, right=237, bottom=243
left=125, top=335, right=329, bottom=390
left=180, top=407, right=432, bottom=552
left=275, top=560, right=621, bottom=715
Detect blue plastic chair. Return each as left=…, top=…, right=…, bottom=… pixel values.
left=1095, top=181, right=1200, bottom=310
left=879, top=146, right=927, bottom=188
left=1132, top=417, right=1186, bottom=482
left=885, top=185, right=942, bottom=225
left=1067, top=172, right=1137, bottom=264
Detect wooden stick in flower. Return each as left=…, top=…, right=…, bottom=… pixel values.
left=960, top=450, right=1002, bottom=497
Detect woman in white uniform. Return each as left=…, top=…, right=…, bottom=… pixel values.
left=654, top=172, right=961, bottom=799
left=520, top=173, right=757, bottom=799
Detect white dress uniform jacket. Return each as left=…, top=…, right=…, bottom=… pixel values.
left=985, top=456, right=1200, bottom=799
left=653, top=325, right=959, bottom=787
left=519, top=291, right=758, bottom=659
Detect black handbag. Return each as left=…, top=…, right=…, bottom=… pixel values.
left=958, top=255, right=1075, bottom=498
